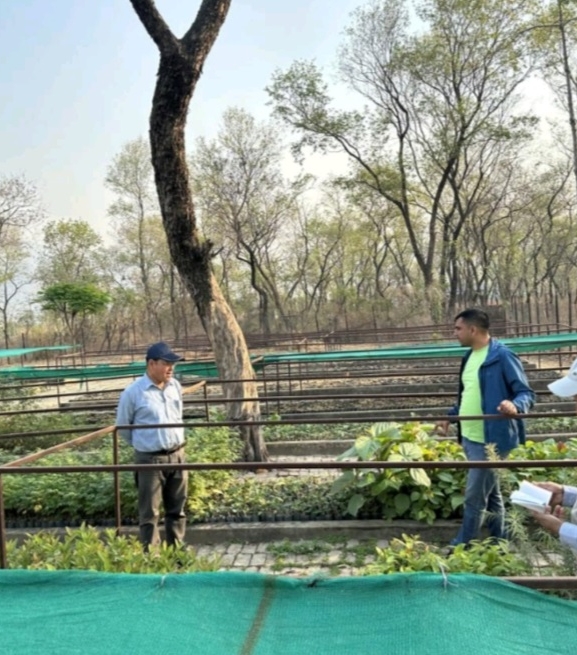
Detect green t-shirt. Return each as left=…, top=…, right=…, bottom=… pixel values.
left=459, top=345, right=489, bottom=443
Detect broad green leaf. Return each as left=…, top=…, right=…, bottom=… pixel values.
left=370, top=477, right=391, bottom=496
left=355, top=436, right=380, bottom=461
left=410, top=467, right=431, bottom=487
left=370, top=422, right=400, bottom=440
left=346, top=493, right=366, bottom=517
left=450, top=493, right=465, bottom=510
left=336, top=446, right=359, bottom=461
left=356, top=471, right=377, bottom=488
left=394, top=493, right=411, bottom=514
left=396, top=443, right=423, bottom=460
left=329, top=470, right=355, bottom=494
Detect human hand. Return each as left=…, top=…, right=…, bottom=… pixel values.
left=533, top=481, right=564, bottom=508
left=497, top=400, right=517, bottom=416
left=434, top=420, right=450, bottom=437
left=530, top=507, right=564, bottom=537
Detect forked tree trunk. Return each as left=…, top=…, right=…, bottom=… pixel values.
left=130, top=0, right=268, bottom=461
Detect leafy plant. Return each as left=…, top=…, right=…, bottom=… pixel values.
left=364, top=534, right=530, bottom=576
left=36, top=282, right=110, bottom=342
left=263, top=414, right=359, bottom=442
left=330, top=422, right=466, bottom=522
left=503, top=438, right=577, bottom=493
left=6, top=524, right=220, bottom=573
left=2, top=425, right=242, bottom=524
left=0, top=381, right=92, bottom=452
left=529, top=416, right=577, bottom=435
left=185, top=424, right=243, bottom=519
left=445, top=539, right=530, bottom=576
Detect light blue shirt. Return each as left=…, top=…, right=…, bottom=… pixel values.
left=116, top=374, right=184, bottom=452
left=559, top=485, right=577, bottom=551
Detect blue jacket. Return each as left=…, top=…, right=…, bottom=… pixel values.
left=448, top=339, right=535, bottom=453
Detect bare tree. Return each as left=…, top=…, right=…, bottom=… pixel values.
left=268, top=0, right=537, bottom=320
left=532, top=0, right=577, bottom=197
left=193, top=107, right=304, bottom=334
left=106, top=137, right=166, bottom=335
left=129, top=0, right=267, bottom=461
left=0, top=227, right=31, bottom=349
left=0, top=175, right=43, bottom=241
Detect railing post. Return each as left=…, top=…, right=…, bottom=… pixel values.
left=203, top=384, right=209, bottom=421
left=261, top=365, right=269, bottom=418
left=113, top=428, right=122, bottom=536
left=0, top=475, right=7, bottom=569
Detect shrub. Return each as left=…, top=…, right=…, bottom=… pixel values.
left=330, top=422, right=466, bottom=523
left=364, top=534, right=531, bottom=576
left=2, top=424, right=242, bottom=524
left=6, top=524, right=221, bottom=573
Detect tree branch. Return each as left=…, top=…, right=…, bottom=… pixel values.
left=181, top=0, right=232, bottom=57
left=129, top=0, right=179, bottom=53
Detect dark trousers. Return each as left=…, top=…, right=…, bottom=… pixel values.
left=134, top=447, right=188, bottom=548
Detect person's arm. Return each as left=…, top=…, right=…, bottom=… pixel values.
left=562, top=485, right=577, bottom=508
left=501, top=351, right=536, bottom=413
left=559, top=522, right=577, bottom=551
left=116, top=388, right=135, bottom=445
left=531, top=498, right=577, bottom=550
left=531, top=509, right=563, bottom=536
left=531, top=510, right=577, bottom=550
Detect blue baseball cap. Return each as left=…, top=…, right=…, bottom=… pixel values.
left=145, top=341, right=184, bottom=362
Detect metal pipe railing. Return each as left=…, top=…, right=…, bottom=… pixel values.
left=2, top=411, right=577, bottom=591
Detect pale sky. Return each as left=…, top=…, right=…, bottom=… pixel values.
left=0, top=0, right=362, bottom=236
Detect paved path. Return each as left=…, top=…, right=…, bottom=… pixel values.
left=237, top=455, right=339, bottom=479
left=194, top=537, right=389, bottom=577
left=192, top=536, right=562, bottom=578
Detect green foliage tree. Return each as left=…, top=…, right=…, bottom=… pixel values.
left=37, top=282, right=110, bottom=346
left=36, top=218, right=104, bottom=286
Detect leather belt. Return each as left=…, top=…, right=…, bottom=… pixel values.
left=145, top=444, right=184, bottom=456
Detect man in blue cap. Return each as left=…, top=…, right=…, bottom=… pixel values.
left=116, top=341, right=187, bottom=548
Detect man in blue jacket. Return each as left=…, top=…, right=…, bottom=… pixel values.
left=437, top=308, right=535, bottom=546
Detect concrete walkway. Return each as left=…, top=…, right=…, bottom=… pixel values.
left=194, top=537, right=389, bottom=577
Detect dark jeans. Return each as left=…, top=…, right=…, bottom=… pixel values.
left=450, top=438, right=510, bottom=546
left=134, top=447, right=188, bottom=548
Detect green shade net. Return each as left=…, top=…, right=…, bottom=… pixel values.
left=256, top=331, right=577, bottom=366
left=0, top=345, right=75, bottom=359
left=0, top=360, right=219, bottom=381
left=1, top=571, right=577, bottom=654
left=0, top=332, right=576, bottom=381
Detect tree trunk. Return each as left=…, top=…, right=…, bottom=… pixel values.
left=557, top=0, right=577, bottom=198
left=130, top=0, right=268, bottom=461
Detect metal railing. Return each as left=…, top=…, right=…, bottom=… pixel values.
left=1, top=411, right=577, bottom=590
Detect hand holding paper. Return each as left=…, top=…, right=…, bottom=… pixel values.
left=510, top=481, right=553, bottom=513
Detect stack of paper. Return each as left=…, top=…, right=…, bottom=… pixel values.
left=510, top=481, right=552, bottom=513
